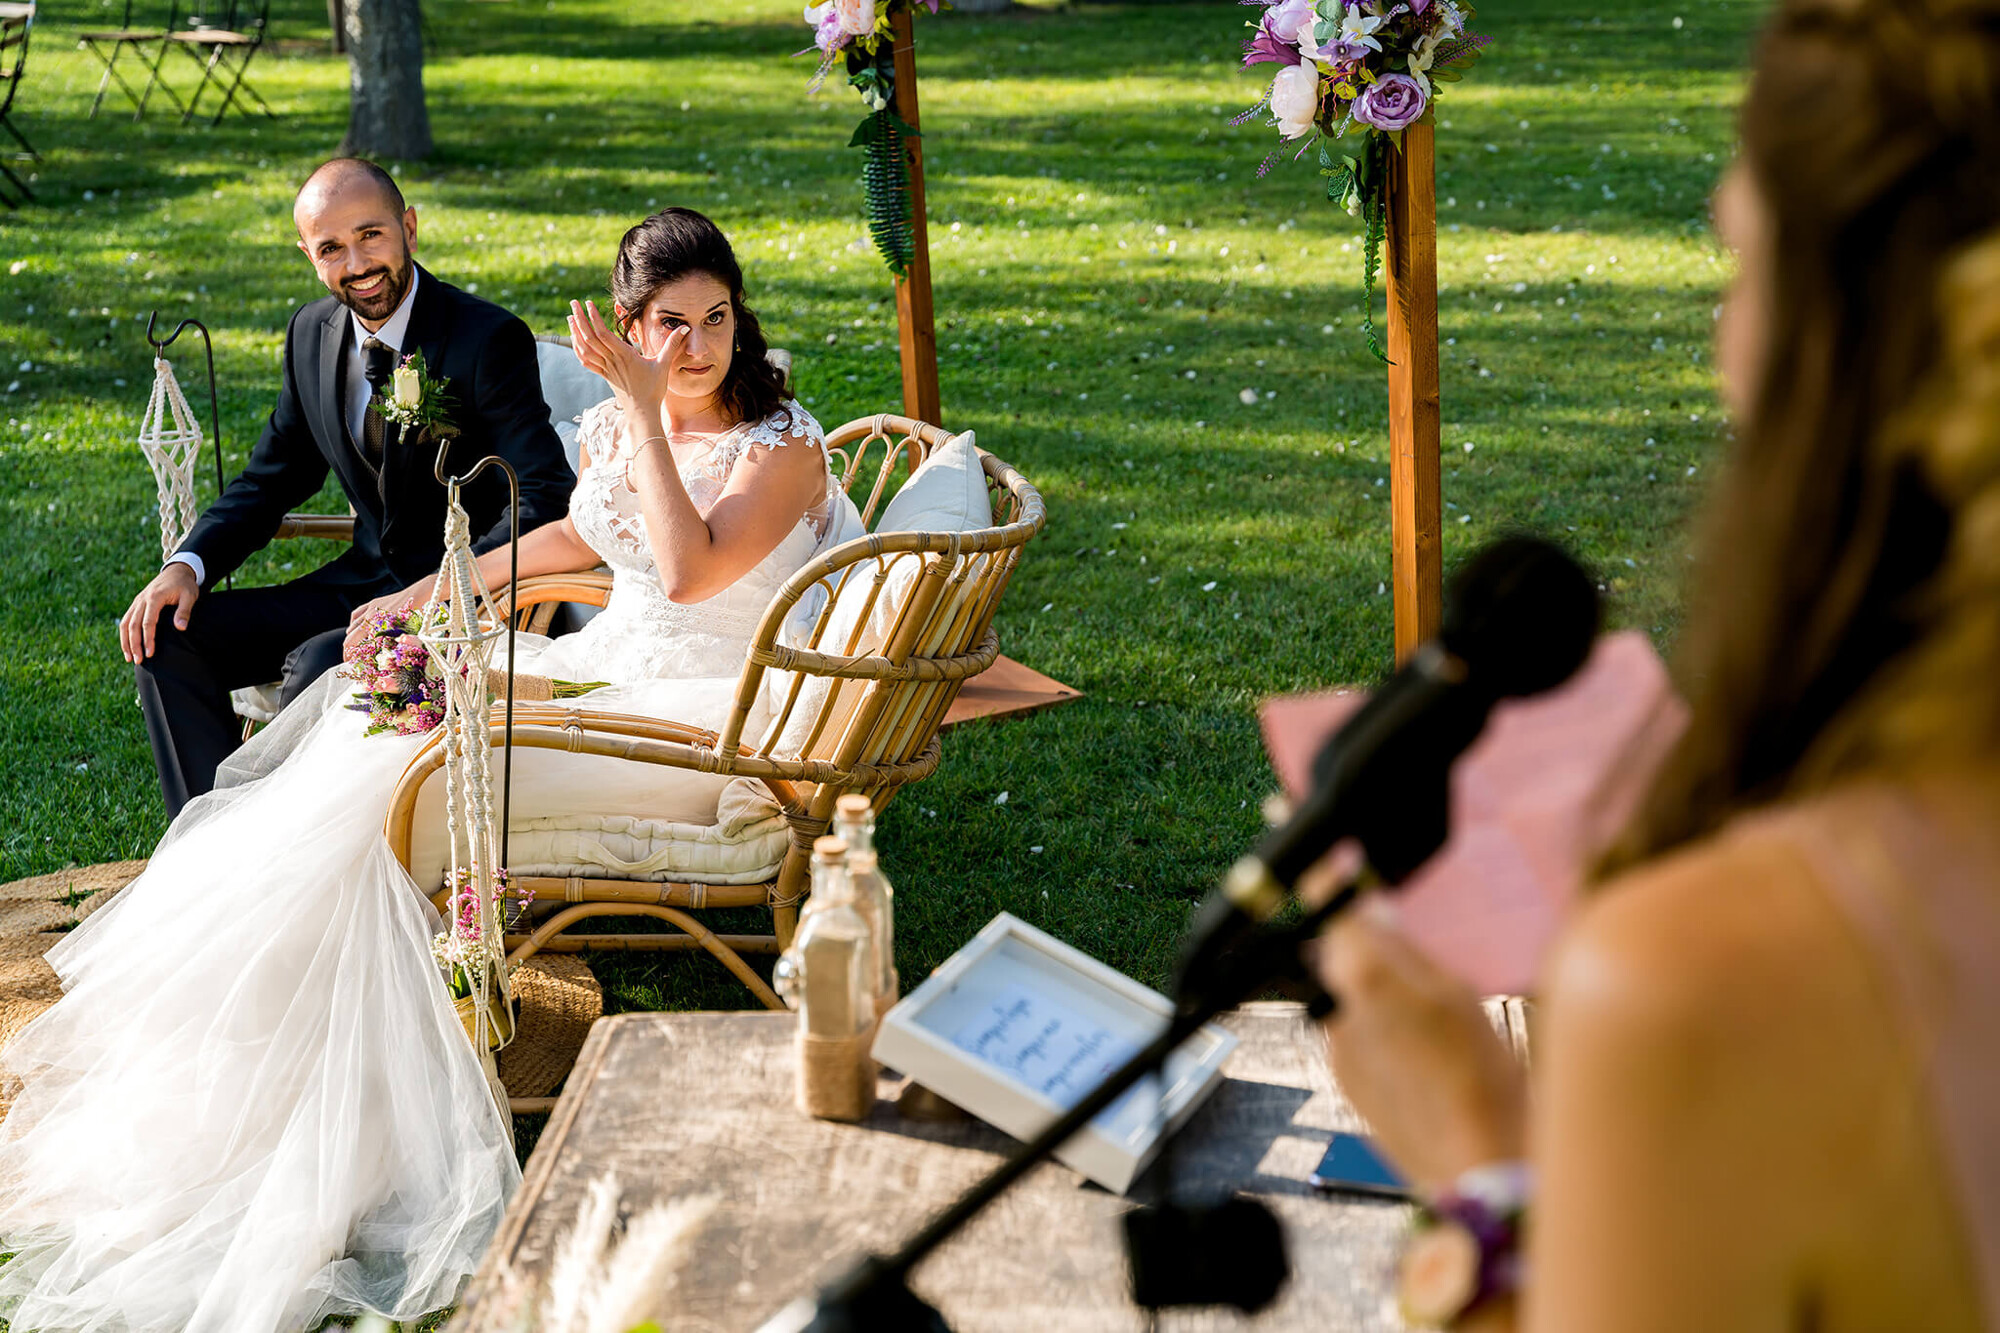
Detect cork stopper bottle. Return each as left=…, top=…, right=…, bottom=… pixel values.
left=833, top=795, right=898, bottom=1015
left=791, top=836, right=877, bottom=1121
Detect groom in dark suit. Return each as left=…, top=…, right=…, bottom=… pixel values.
left=119, top=158, right=575, bottom=817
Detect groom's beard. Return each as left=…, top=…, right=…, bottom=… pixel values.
left=337, top=249, right=414, bottom=324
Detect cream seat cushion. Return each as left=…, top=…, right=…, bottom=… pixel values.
left=407, top=675, right=786, bottom=892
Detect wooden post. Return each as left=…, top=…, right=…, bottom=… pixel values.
left=1383, top=123, right=1442, bottom=663
left=889, top=7, right=942, bottom=426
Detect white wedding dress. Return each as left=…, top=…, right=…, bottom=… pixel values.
left=0, top=401, right=837, bottom=1333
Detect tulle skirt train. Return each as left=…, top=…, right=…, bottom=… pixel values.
left=0, top=670, right=522, bottom=1333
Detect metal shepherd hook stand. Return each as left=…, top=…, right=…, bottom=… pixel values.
left=429, top=437, right=521, bottom=874
left=142, top=312, right=231, bottom=590
left=413, top=431, right=525, bottom=1094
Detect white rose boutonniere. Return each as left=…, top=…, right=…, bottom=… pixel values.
left=392, top=364, right=422, bottom=409
left=373, top=349, right=459, bottom=442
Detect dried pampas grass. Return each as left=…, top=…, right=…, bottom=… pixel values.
left=539, top=1173, right=718, bottom=1333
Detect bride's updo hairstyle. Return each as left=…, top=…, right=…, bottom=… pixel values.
left=1606, top=0, right=2000, bottom=870
left=610, top=207, right=788, bottom=427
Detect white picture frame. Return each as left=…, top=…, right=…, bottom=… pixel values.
left=872, top=912, right=1238, bottom=1194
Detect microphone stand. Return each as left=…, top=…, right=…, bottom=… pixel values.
left=781, top=876, right=1366, bottom=1331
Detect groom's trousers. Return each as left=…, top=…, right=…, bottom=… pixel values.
left=134, top=568, right=393, bottom=819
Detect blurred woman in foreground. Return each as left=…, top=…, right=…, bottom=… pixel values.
left=1317, top=2, right=2000, bottom=1329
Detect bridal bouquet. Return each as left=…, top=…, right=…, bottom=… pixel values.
left=799, top=0, right=942, bottom=276
left=341, top=609, right=605, bottom=737
left=1237, top=0, right=1490, bottom=356
left=341, top=609, right=448, bottom=736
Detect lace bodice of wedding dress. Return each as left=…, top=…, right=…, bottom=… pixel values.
left=537, top=398, right=834, bottom=682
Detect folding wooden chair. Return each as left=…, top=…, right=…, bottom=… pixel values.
left=0, top=4, right=36, bottom=209
left=168, top=0, right=272, bottom=127
left=77, top=0, right=184, bottom=121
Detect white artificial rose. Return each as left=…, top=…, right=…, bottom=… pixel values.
left=392, top=364, right=421, bottom=408
left=834, top=0, right=874, bottom=37
left=1269, top=65, right=1322, bottom=140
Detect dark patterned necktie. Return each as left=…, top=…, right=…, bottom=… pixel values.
left=360, top=336, right=396, bottom=466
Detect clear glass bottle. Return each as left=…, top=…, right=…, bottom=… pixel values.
left=789, top=837, right=879, bottom=1121
left=833, top=795, right=897, bottom=1007
left=792, top=837, right=875, bottom=1040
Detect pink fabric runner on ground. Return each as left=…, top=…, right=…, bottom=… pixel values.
left=1258, top=631, right=1688, bottom=996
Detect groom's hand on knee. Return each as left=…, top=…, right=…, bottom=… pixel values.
left=121, top=563, right=201, bottom=664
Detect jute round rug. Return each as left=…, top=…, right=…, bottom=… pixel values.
left=0, top=861, right=600, bottom=1117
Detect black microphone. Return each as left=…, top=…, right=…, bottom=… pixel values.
left=1182, top=536, right=1598, bottom=986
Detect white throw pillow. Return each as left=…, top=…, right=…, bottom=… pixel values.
left=877, top=430, right=990, bottom=535
left=764, top=431, right=991, bottom=760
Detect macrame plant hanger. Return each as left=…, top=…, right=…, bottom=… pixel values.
left=419, top=440, right=523, bottom=1118
left=139, top=313, right=230, bottom=588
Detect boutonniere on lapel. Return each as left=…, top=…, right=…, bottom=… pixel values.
left=373, top=350, right=460, bottom=445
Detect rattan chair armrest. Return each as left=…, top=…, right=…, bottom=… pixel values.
left=493, top=570, right=612, bottom=617
left=273, top=513, right=356, bottom=542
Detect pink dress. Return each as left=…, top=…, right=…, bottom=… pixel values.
left=1771, top=772, right=2000, bottom=1328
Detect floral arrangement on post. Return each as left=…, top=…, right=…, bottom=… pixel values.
left=371, top=348, right=458, bottom=441
left=800, top=0, right=942, bottom=276
left=1237, top=0, right=1490, bottom=358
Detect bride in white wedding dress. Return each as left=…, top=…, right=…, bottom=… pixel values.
left=0, top=209, right=838, bottom=1333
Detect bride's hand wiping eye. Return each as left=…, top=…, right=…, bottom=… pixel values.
left=568, top=298, right=680, bottom=409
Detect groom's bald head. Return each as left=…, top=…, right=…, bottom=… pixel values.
left=294, top=157, right=405, bottom=227
left=294, top=158, right=419, bottom=329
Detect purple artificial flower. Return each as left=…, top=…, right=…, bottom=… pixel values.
left=1352, top=72, right=1429, bottom=131
left=1263, top=0, right=1315, bottom=43
left=1243, top=21, right=1302, bottom=67
left=804, top=1, right=844, bottom=55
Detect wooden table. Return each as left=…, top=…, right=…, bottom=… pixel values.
left=452, top=1003, right=1410, bottom=1332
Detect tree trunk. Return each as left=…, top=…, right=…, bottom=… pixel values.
left=339, top=0, right=432, bottom=161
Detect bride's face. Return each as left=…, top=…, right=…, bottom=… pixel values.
left=624, top=272, right=737, bottom=403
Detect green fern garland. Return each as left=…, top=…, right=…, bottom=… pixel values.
left=1318, top=135, right=1392, bottom=364
left=849, top=108, right=917, bottom=277
left=841, top=44, right=921, bottom=278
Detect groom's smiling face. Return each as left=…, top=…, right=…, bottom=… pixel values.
left=294, top=171, right=419, bottom=329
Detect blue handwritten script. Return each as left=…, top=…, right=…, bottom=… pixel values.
left=949, top=983, right=1141, bottom=1110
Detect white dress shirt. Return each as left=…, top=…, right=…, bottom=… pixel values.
left=170, top=270, right=422, bottom=586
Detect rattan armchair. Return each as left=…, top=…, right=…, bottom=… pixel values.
left=382, top=415, right=1045, bottom=1018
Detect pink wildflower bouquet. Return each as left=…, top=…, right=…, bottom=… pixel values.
left=799, top=0, right=943, bottom=276
left=339, top=607, right=447, bottom=736
left=340, top=606, right=604, bottom=738
left=1237, top=0, right=1491, bottom=357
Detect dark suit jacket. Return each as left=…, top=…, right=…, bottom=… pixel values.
left=180, top=266, right=575, bottom=593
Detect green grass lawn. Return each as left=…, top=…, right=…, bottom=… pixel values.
left=4, top=0, right=1755, bottom=1150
